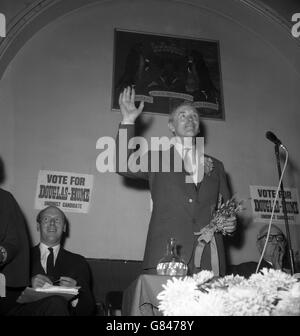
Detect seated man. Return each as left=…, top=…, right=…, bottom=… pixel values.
left=228, top=224, right=288, bottom=278
left=30, top=206, right=96, bottom=315
left=9, top=206, right=96, bottom=316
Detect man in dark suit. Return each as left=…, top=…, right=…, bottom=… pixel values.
left=115, top=87, right=236, bottom=276
left=228, top=224, right=288, bottom=278
left=0, top=189, right=72, bottom=316
left=29, top=206, right=96, bottom=316
left=0, top=188, right=30, bottom=315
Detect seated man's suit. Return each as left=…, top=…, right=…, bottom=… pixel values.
left=31, top=245, right=96, bottom=316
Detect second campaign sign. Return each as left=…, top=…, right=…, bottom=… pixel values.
left=250, top=185, right=299, bottom=225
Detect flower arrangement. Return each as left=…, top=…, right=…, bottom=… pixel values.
left=157, top=269, right=300, bottom=316
left=194, top=196, right=243, bottom=244
left=210, top=196, right=244, bottom=235
left=193, top=197, right=244, bottom=275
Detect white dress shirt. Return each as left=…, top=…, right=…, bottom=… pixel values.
left=174, top=139, right=199, bottom=185
left=39, top=242, right=60, bottom=273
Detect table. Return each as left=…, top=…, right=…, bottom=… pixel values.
left=122, top=274, right=173, bottom=316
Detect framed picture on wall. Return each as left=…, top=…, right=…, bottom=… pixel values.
left=111, top=29, right=225, bottom=120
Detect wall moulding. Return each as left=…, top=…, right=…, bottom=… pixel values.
left=0, top=0, right=298, bottom=80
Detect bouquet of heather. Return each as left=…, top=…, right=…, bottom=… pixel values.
left=195, top=196, right=244, bottom=239
left=193, top=196, right=244, bottom=275
left=210, top=196, right=244, bottom=236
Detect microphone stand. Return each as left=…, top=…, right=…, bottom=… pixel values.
left=274, top=144, right=295, bottom=275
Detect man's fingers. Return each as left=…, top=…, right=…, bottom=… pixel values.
left=130, top=86, right=135, bottom=103
left=42, top=276, right=52, bottom=284
left=223, top=221, right=236, bottom=228
left=138, top=100, right=144, bottom=114
left=32, top=274, right=52, bottom=288
left=119, top=87, right=128, bottom=104
left=225, top=224, right=235, bottom=229
left=119, top=92, right=123, bottom=106
left=60, top=276, right=75, bottom=282
left=37, top=279, right=46, bottom=287
left=119, top=87, right=135, bottom=106
left=36, top=274, right=51, bottom=282
left=59, top=276, right=76, bottom=287
left=223, top=222, right=235, bottom=227
left=124, top=86, right=130, bottom=101
left=223, top=217, right=237, bottom=234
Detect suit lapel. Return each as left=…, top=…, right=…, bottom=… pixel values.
left=196, top=163, right=219, bottom=214
left=54, top=247, right=64, bottom=273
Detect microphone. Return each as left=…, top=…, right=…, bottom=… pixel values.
left=265, top=131, right=287, bottom=150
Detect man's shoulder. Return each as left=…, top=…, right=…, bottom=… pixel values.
left=239, top=261, right=258, bottom=267
left=0, top=188, right=14, bottom=201
left=204, top=154, right=224, bottom=167
left=228, top=261, right=258, bottom=278
left=61, top=248, right=87, bottom=263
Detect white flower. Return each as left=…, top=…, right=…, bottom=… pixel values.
left=157, top=277, right=198, bottom=316
left=192, top=290, right=227, bottom=316
left=273, top=283, right=300, bottom=316
left=156, top=269, right=300, bottom=316
left=208, top=274, right=246, bottom=289
left=223, top=286, right=273, bottom=316
left=192, top=270, right=214, bottom=286
left=248, top=268, right=297, bottom=297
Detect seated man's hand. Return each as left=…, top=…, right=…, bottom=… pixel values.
left=222, top=216, right=237, bottom=235
left=59, top=276, right=77, bottom=287
left=32, top=274, right=53, bottom=289
left=271, top=244, right=284, bottom=270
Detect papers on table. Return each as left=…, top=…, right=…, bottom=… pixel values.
left=35, top=283, right=79, bottom=295
left=17, top=284, right=80, bottom=304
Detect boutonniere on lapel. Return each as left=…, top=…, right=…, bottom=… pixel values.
left=204, top=157, right=214, bottom=176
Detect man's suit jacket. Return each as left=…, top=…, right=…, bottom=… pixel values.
left=116, top=124, right=231, bottom=275
left=0, top=189, right=30, bottom=287
left=227, top=260, right=272, bottom=279
left=31, top=245, right=96, bottom=316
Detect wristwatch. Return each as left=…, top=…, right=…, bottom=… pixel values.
left=0, top=246, right=7, bottom=264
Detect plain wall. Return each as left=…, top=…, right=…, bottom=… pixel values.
left=1, top=0, right=300, bottom=265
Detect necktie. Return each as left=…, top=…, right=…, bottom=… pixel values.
left=46, top=247, right=55, bottom=277
left=183, top=148, right=195, bottom=175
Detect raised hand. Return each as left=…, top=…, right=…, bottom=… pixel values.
left=119, top=86, right=144, bottom=123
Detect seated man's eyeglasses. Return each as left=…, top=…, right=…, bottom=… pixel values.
left=258, top=234, right=285, bottom=242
